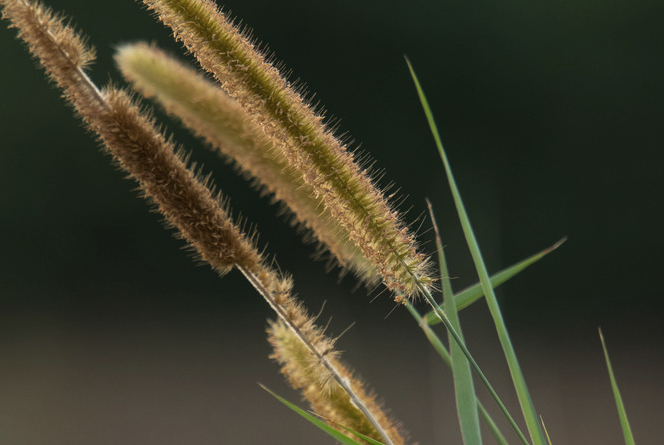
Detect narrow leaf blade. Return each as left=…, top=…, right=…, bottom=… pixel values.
left=407, top=57, right=544, bottom=445
left=425, top=238, right=566, bottom=325
left=335, top=423, right=388, bottom=445
left=405, top=301, right=511, bottom=445
left=261, top=385, right=369, bottom=445
left=428, top=201, right=482, bottom=445
left=599, top=329, right=636, bottom=445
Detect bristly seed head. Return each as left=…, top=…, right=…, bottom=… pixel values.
left=268, top=317, right=407, bottom=445
left=3, top=1, right=415, bottom=443
left=142, top=0, right=436, bottom=300
left=1, top=0, right=282, bottom=285
left=115, top=42, right=380, bottom=285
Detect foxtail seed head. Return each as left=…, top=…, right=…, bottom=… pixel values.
left=98, top=88, right=265, bottom=277
left=268, top=318, right=406, bottom=445
left=1, top=0, right=101, bottom=116
left=3, top=3, right=408, bottom=444
left=115, top=42, right=379, bottom=284
left=142, top=0, right=435, bottom=300
left=1, top=0, right=274, bottom=282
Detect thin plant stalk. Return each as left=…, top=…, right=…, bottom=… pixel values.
left=0, top=3, right=400, bottom=443
left=428, top=200, right=481, bottom=445
left=419, top=284, right=530, bottom=445
left=240, top=264, right=397, bottom=445
left=407, top=57, right=546, bottom=445
left=599, top=329, right=636, bottom=445
left=404, top=301, right=509, bottom=445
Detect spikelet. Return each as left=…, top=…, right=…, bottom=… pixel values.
left=0, top=0, right=267, bottom=280
left=268, top=317, right=406, bottom=445
left=3, top=4, right=407, bottom=443
left=142, top=0, right=435, bottom=300
left=1, top=0, right=101, bottom=118
left=115, top=42, right=377, bottom=283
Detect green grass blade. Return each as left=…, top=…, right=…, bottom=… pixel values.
left=479, top=402, right=510, bottom=445
left=540, top=416, right=553, bottom=445
left=405, top=301, right=452, bottom=367
left=260, top=385, right=374, bottom=445
left=405, top=301, right=512, bottom=445
left=428, top=201, right=482, bottom=445
left=599, top=329, right=636, bottom=445
left=407, top=57, right=545, bottom=445
left=425, top=238, right=566, bottom=325
left=419, top=286, right=530, bottom=445
left=335, top=423, right=390, bottom=445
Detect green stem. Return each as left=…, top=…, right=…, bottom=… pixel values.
left=417, top=287, right=530, bottom=445
left=406, top=58, right=546, bottom=445
left=405, top=302, right=509, bottom=445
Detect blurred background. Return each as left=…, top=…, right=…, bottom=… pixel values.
left=1, top=0, right=662, bottom=443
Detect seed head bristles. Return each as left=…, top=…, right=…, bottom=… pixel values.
left=3, top=5, right=405, bottom=443
left=115, top=42, right=378, bottom=284
left=1, top=0, right=265, bottom=279
left=142, top=0, right=435, bottom=301
left=100, top=89, right=272, bottom=277
left=1, top=0, right=103, bottom=113
left=239, top=265, right=402, bottom=445
left=267, top=318, right=407, bottom=445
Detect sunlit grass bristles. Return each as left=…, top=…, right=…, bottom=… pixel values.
left=115, top=42, right=378, bottom=283
left=1, top=0, right=269, bottom=280
left=4, top=2, right=638, bottom=445
left=268, top=319, right=406, bottom=445
left=98, top=88, right=267, bottom=277
left=1, top=0, right=101, bottom=114
left=142, top=0, right=435, bottom=300
left=4, top=4, right=404, bottom=442
left=2, top=0, right=95, bottom=72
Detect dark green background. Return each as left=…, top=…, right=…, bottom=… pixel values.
left=1, top=1, right=662, bottom=444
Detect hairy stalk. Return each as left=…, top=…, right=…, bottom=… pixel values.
left=2, top=3, right=403, bottom=443
left=115, top=42, right=377, bottom=283
left=1, top=0, right=270, bottom=277
left=142, top=0, right=435, bottom=300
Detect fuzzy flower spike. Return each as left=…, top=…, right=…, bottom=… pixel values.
left=0, top=0, right=258, bottom=278
left=142, top=0, right=435, bottom=301
left=1, top=2, right=408, bottom=443
left=115, top=42, right=379, bottom=284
